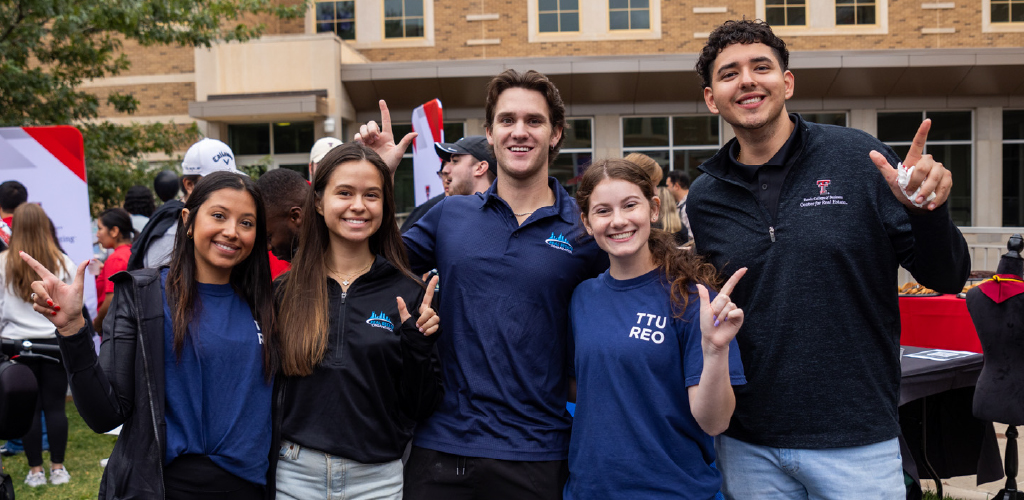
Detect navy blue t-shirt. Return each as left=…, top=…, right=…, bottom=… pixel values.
left=160, top=270, right=273, bottom=485
left=565, top=269, right=745, bottom=499
left=403, top=178, right=608, bottom=460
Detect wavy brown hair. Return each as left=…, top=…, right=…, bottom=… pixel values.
left=484, top=69, right=567, bottom=166
left=275, top=142, right=420, bottom=377
left=576, top=158, right=721, bottom=317
left=5, top=203, right=69, bottom=301
left=166, top=171, right=276, bottom=379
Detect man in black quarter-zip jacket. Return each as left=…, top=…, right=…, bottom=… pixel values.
left=687, top=20, right=970, bottom=498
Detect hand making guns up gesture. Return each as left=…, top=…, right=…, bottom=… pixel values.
left=20, top=251, right=88, bottom=337
left=869, top=119, right=953, bottom=213
left=397, top=275, right=441, bottom=336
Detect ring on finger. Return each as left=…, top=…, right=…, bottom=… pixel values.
left=30, top=292, right=37, bottom=300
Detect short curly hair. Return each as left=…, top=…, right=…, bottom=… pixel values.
left=696, top=20, right=789, bottom=89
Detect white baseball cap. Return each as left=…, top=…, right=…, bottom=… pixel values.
left=310, top=137, right=342, bottom=164
left=181, top=138, right=243, bottom=176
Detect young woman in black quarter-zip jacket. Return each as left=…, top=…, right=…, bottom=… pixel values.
left=271, top=142, right=442, bottom=500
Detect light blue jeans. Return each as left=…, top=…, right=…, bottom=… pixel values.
left=275, top=440, right=403, bottom=500
left=715, top=435, right=904, bottom=500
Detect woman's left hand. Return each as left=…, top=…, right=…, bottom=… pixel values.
left=397, top=275, right=440, bottom=336
left=697, top=267, right=746, bottom=353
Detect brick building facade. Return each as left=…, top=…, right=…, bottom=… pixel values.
left=87, top=0, right=1024, bottom=248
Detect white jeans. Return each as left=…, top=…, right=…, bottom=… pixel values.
left=275, top=440, right=403, bottom=500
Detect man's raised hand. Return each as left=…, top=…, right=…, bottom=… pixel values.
left=19, top=251, right=88, bottom=336
left=396, top=275, right=440, bottom=336
left=869, top=119, right=952, bottom=212
left=354, top=99, right=417, bottom=177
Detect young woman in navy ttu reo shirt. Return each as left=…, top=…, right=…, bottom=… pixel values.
left=565, top=158, right=747, bottom=499
left=22, top=171, right=277, bottom=499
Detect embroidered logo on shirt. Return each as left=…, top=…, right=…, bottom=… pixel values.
left=545, top=233, right=573, bottom=254
left=816, top=179, right=831, bottom=195
left=366, top=311, right=395, bottom=332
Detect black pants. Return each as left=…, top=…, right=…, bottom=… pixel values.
left=22, top=338, right=68, bottom=468
left=403, top=446, right=568, bottom=500
left=164, top=455, right=264, bottom=500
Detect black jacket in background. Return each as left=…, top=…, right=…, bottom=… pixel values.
left=127, top=199, right=183, bottom=271
left=57, top=268, right=277, bottom=499
left=688, top=115, right=970, bottom=449
left=274, top=255, right=442, bottom=465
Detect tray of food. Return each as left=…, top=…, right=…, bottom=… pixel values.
left=898, top=282, right=941, bottom=297
left=956, top=282, right=982, bottom=299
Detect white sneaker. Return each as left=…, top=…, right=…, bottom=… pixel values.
left=24, top=471, right=46, bottom=487
left=49, top=467, right=71, bottom=485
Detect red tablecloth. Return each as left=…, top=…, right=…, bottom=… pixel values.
left=899, top=295, right=982, bottom=353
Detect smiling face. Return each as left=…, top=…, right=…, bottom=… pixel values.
left=703, top=42, right=794, bottom=134
left=315, top=159, right=384, bottom=251
left=486, top=87, right=563, bottom=182
left=582, top=177, right=659, bottom=268
left=183, top=187, right=258, bottom=284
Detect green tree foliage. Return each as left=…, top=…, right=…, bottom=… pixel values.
left=0, top=0, right=303, bottom=214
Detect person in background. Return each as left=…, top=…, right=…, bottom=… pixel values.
left=665, top=170, right=692, bottom=242
left=308, top=137, right=342, bottom=180
left=656, top=186, right=687, bottom=246
left=255, top=169, right=309, bottom=270
left=624, top=152, right=663, bottom=188
left=272, top=142, right=441, bottom=499
left=153, top=170, right=181, bottom=203
left=128, top=138, right=243, bottom=271
left=0, top=180, right=28, bottom=248
left=401, top=136, right=498, bottom=233
left=124, top=185, right=156, bottom=235
left=0, top=203, right=75, bottom=487
left=23, top=171, right=276, bottom=499
left=93, top=208, right=135, bottom=332
left=565, top=158, right=745, bottom=499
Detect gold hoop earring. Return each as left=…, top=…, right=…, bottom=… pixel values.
left=187, top=230, right=193, bottom=239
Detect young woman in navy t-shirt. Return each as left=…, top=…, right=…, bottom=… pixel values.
left=565, top=158, right=747, bottom=499
left=22, top=171, right=277, bottom=499
left=272, top=142, right=441, bottom=499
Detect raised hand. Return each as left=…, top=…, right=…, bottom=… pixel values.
left=396, top=275, right=440, bottom=336
left=354, top=99, right=418, bottom=177
left=869, top=119, right=952, bottom=212
left=19, top=251, right=88, bottom=336
left=697, top=267, right=746, bottom=353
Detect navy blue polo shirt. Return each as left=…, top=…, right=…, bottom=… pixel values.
left=404, top=177, right=608, bottom=461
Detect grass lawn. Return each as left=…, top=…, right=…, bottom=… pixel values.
left=2, top=398, right=115, bottom=500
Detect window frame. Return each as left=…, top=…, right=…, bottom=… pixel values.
left=835, top=0, right=877, bottom=26
left=314, top=0, right=356, bottom=40
left=528, top=0, right=661, bottom=42
left=984, top=0, right=1024, bottom=32
left=765, top=0, right=807, bottom=27
left=619, top=115, right=724, bottom=180
left=1002, top=109, right=1024, bottom=226
left=554, top=117, right=595, bottom=188
left=538, top=0, right=581, bottom=33
left=608, top=0, right=652, bottom=31
left=306, top=0, right=435, bottom=49
left=383, top=0, right=426, bottom=39
left=755, top=0, right=888, bottom=36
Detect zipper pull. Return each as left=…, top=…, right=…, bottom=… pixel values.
left=341, top=292, right=347, bottom=304
left=769, top=226, right=776, bottom=242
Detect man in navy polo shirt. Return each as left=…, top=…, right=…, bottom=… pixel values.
left=356, top=70, right=607, bottom=500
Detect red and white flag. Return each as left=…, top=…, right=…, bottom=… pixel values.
left=0, top=126, right=97, bottom=314
left=411, top=99, right=444, bottom=206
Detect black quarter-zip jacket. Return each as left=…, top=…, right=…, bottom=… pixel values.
left=688, top=115, right=970, bottom=449
left=275, top=255, right=442, bottom=464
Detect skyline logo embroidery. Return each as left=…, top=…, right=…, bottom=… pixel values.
left=816, top=179, right=831, bottom=195
left=366, top=311, right=395, bottom=332
left=545, top=233, right=573, bottom=254
left=213, top=151, right=233, bottom=165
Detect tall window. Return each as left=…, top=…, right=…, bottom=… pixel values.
left=766, top=0, right=806, bottom=26
left=877, top=111, right=972, bottom=226
left=554, top=119, right=594, bottom=189
left=1004, top=111, right=1024, bottom=226
left=801, top=113, right=847, bottom=127
left=992, top=0, right=1024, bottom=22
left=384, top=0, right=424, bottom=39
left=609, top=0, right=650, bottom=30
left=315, top=1, right=355, bottom=39
left=391, top=122, right=465, bottom=213
left=539, top=0, right=579, bottom=33
left=836, top=0, right=876, bottom=25
left=621, top=116, right=722, bottom=185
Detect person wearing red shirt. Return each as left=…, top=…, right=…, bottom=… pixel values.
left=94, top=208, right=135, bottom=331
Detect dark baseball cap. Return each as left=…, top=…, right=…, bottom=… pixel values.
left=434, top=136, right=498, bottom=177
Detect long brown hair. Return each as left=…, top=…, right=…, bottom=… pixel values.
left=276, top=142, right=419, bottom=376
left=576, top=158, right=720, bottom=317
left=165, top=171, right=276, bottom=378
left=5, top=204, right=69, bottom=301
